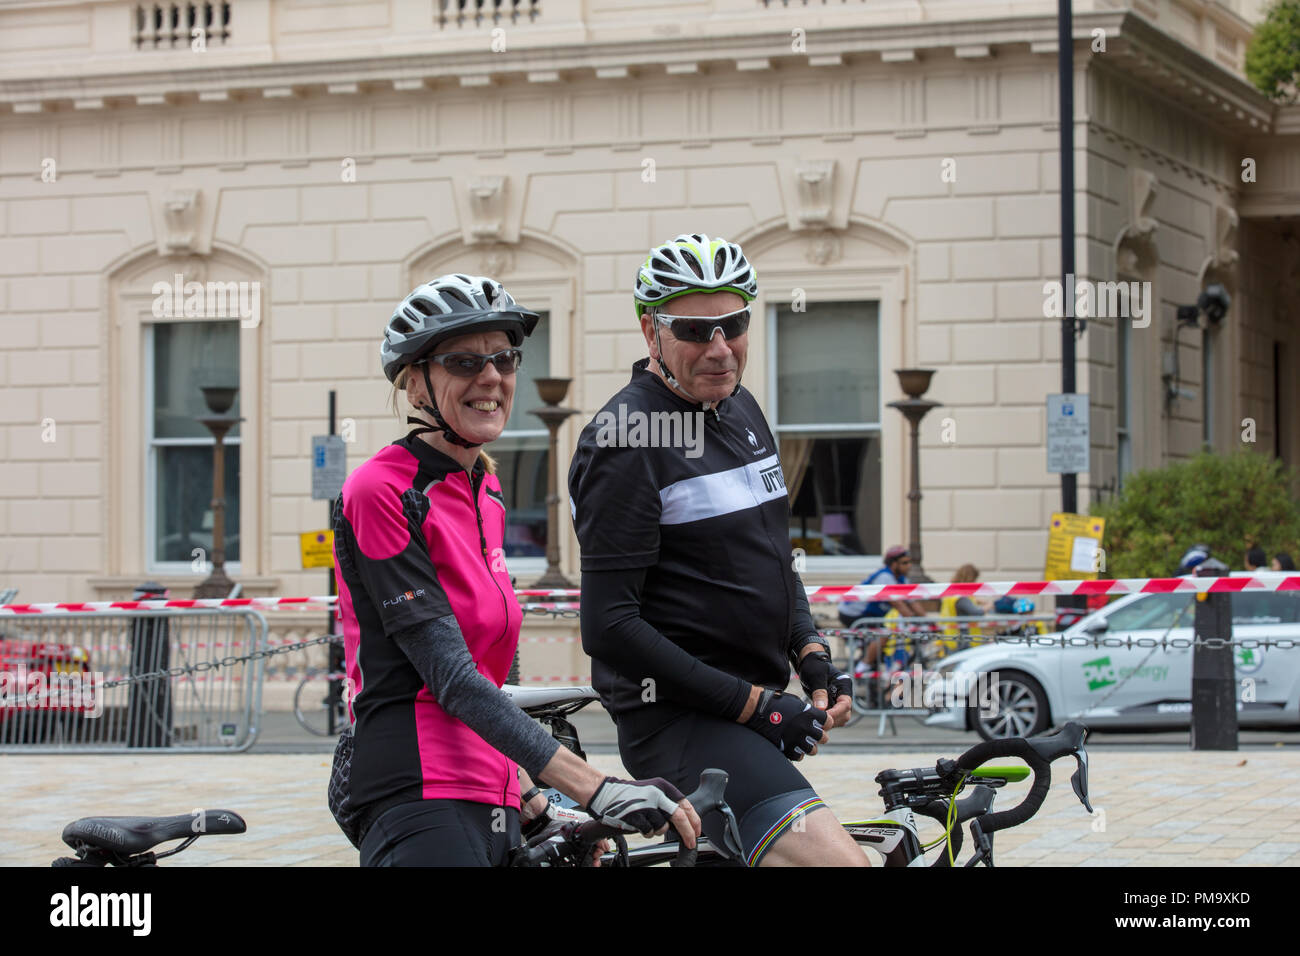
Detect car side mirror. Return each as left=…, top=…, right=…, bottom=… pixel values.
left=1082, top=618, right=1109, bottom=635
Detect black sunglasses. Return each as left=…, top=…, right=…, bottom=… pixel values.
left=652, top=307, right=751, bottom=344
left=426, top=348, right=522, bottom=378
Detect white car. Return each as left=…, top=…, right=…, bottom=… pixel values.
left=924, top=578, right=1300, bottom=740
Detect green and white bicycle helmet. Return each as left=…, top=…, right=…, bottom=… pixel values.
left=382, top=274, right=538, bottom=448
left=633, top=233, right=758, bottom=318
left=633, top=234, right=758, bottom=409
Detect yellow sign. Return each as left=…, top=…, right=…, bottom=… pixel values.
left=1044, top=513, right=1106, bottom=580
left=300, top=530, right=335, bottom=570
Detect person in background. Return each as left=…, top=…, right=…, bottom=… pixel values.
left=1273, top=552, right=1296, bottom=572
left=936, top=564, right=989, bottom=656
left=837, top=545, right=925, bottom=665
left=1245, top=546, right=1267, bottom=571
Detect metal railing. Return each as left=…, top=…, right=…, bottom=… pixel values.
left=0, top=607, right=266, bottom=753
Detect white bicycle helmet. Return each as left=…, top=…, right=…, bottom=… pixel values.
left=633, top=233, right=758, bottom=318
left=382, top=274, right=538, bottom=384
left=382, top=274, right=538, bottom=448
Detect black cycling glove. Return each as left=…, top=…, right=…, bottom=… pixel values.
left=798, top=651, right=852, bottom=710
left=744, top=689, right=827, bottom=760
left=586, top=776, right=685, bottom=836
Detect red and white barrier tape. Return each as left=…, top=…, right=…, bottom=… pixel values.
left=4, top=574, right=1298, bottom=615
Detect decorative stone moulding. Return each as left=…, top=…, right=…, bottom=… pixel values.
left=480, top=244, right=515, bottom=277
left=805, top=232, right=842, bottom=266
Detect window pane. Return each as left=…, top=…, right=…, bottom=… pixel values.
left=1104, top=593, right=1194, bottom=631
left=492, top=436, right=549, bottom=557
left=783, top=435, right=880, bottom=557
left=505, top=310, right=550, bottom=433
left=155, top=322, right=241, bottom=438
left=156, top=444, right=240, bottom=563
left=1232, top=592, right=1300, bottom=625
left=776, top=301, right=878, bottom=426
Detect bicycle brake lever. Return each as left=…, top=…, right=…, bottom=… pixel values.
left=1070, top=750, right=1093, bottom=814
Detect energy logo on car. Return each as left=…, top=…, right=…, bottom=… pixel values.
left=1082, top=656, right=1117, bottom=691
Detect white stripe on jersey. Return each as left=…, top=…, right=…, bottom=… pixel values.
left=658, top=453, right=787, bottom=526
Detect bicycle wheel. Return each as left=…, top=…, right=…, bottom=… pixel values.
left=293, top=670, right=349, bottom=737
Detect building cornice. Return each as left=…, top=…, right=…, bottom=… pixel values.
left=0, top=10, right=1281, bottom=137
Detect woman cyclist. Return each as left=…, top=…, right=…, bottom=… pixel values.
left=331, top=274, right=699, bottom=866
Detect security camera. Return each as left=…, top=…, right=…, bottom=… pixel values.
left=1198, top=284, right=1230, bottom=325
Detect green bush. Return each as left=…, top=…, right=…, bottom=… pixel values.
left=1090, top=451, right=1300, bottom=578
left=1245, top=0, right=1300, bottom=104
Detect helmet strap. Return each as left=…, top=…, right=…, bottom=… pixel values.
left=411, top=363, right=482, bottom=449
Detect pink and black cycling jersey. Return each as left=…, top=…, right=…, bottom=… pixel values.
left=331, top=433, right=523, bottom=816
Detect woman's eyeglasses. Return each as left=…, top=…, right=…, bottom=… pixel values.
left=426, top=348, right=522, bottom=378
left=652, top=307, right=751, bottom=343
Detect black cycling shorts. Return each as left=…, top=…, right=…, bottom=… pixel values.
left=615, top=703, right=828, bottom=866
left=359, top=799, right=520, bottom=867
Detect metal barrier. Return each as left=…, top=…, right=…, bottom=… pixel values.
left=0, top=607, right=267, bottom=753
left=817, top=615, right=1054, bottom=735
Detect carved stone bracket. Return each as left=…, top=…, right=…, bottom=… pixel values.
left=161, top=188, right=201, bottom=253
left=794, top=160, right=835, bottom=228
left=1211, top=203, right=1239, bottom=279
left=1116, top=168, right=1158, bottom=275
left=468, top=176, right=507, bottom=243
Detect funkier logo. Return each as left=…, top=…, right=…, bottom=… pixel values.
left=382, top=588, right=425, bottom=608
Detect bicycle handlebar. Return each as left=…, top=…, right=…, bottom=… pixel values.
left=948, top=721, right=1091, bottom=833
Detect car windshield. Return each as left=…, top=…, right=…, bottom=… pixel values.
left=1102, top=593, right=1195, bottom=631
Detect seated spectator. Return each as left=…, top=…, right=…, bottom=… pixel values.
left=838, top=545, right=924, bottom=666
left=1245, top=546, right=1267, bottom=571
left=1273, top=552, right=1296, bottom=572
left=937, top=564, right=988, bottom=655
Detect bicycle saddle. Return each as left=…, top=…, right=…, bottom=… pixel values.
left=502, top=684, right=599, bottom=709
left=62, top=810, right=246, bottom=855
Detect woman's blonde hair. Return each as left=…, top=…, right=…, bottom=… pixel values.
left=390, top=365, right=497, bottom=475
left=951, top=563, right=980, bottom=584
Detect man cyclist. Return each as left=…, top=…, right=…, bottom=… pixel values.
left=568, top=234, right=866, bottom=867
left=331, top=273, right=699, bottom=865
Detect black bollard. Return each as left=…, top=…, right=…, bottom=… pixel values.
left=1189, top=559, right=1238, bottom=750
left=127, top=581, right=173, bottom=748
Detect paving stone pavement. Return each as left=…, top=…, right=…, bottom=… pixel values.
left=3, top=749, right=1298, bottom=866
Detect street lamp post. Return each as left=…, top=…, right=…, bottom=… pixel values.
left=193, top=385, right=241, bottom=599
left=887, top=369, right=941, bottom=583
left=530, top=377, right=578, bottom=589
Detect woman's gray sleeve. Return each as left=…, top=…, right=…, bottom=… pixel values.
left=391, top=616, right=561, bottom=779
left=955, top=597, right=984, bottom=617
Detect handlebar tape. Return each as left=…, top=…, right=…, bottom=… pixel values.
left=953, top=738, right=1050, bottom=834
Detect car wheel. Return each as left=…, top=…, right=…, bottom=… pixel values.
left=970, top=671, right=1050, bottom=741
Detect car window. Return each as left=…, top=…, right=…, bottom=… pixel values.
left=1103, top=593, right=1195, bottom=631
left=1232, top=592, right=1300, bottom=625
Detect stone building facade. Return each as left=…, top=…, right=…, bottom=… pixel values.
left=0, top=0, right=1296, bottom=681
